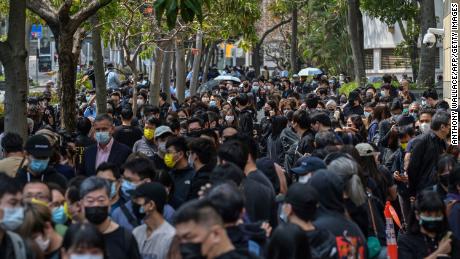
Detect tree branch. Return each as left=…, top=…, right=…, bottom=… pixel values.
left=58, top=0, right=73, bottom=21
left=70, top=0, right=113, bottom=32
left=259, top=17, right=293, bottom=45
left=26, top=0, right=58, bottom=26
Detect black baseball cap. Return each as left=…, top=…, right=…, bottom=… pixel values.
left=283, top=183, right=319, bottom=218
left=25, top=135, right=52, bottom=159
left=290, top=156, right=326, bottom=175
left=130, top=182, right=167, bottom=212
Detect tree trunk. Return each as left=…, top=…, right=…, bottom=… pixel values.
left=91, top=14, right=107, bottom=115
left=290, top=6, right=299, bottom=73
left=127, top=60, right=138, bottom=116
left=58, top=32, right=78, bottom=131
left=0, top=0, right=28, bottom=140
left=347, top=0, right=366, bottom=86
left=253, top=43, right=261, bottom=78
left=202, top=42, right=215, bottom=83
left=417, top=0, right=436, bottom=88
left=161, top=41, right=173, bottom=103
left=175, top=38, right=186, bottom=103
left=190, top=31, right=203, bottom=96
left=150, top=45, right=164, bottom=106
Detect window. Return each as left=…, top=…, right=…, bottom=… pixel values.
left=381, top=48, right=440, bottom=69
left=381, top=48, right=411, bottom=69
left=365, top=49, right=374, bottom=70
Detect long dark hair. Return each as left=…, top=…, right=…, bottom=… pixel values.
left=408, top=190, right=448, bottom=235
left=267, top=223, right=312, bottom=259
left=270, top=116, right=288, bottom=139
left=358, top=155, right=388, bottom=193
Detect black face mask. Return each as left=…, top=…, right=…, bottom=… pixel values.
left=187, top=130, right=202, bottom=138
left=440, top=174, right=450, bottom=187
left=179, top=242, right=205, bottom=259
left=132, top=203, right=145, bottom=221
left=420, top=217, right=444, bottom=233
left=85, top=206, right=109, bottom=225
left=264, top=110, right=270, bottom=117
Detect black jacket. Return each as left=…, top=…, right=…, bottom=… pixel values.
left=407, top=132, right=447, bottom=197
left=79, top=140, right=132, bottom=176
left=306, top=229, right=338, bottom=259
left=310, top=170, right=367, bottom=258
left=342, top=103, right=364, bottom=117
left=169, top=166, right=195, bottom=209
left=187, top=163, right=215, bottom=200
left=243, top=173, right=277, bottom=228
left=238, top=108, right=254, bottom=135
left=16, top=166, right=68, bottom=189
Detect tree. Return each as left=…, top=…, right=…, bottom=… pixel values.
left=252, top=18, right=292, bottom=78
left=91, top=13, right=107, bottom=115
left=189, top=30, right=202, bottom=95
left=299, top=0, right=354, bottom=76
left=26, top=0, right=113, bottom=131
left=417, top=0, right=436, bottom=88
left=0, top=0, right=28, bottom=140
left=346, top=0, right=366, bottom=85
left=362, top=0, right=420, bottom=80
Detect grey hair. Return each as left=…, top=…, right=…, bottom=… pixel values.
left=327, top=157, right=366, bottom=206
left=80, top=176, right=111, bottom=199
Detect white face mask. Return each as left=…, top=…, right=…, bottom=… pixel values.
left=137, top=99, right=145, bottom=106
left=70, top=254, right=104, bottom=259
left=35, top=234, right=50, bottom=252
left=420, top=122, right=431, bottom=134
left=298, top=173, right=311, bottom=184
left=380, top=90, right=386, bottom=97
left=225, top=115, right=234, bottom=123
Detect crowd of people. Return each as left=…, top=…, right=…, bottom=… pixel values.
left=0, top=69, right=457, bottom=259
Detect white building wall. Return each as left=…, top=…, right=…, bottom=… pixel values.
left=363, top=0, right=445, bottom=79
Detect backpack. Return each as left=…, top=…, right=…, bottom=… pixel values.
left=280, top=128, right=300, bottom=171
left=7, top=231, right=27, bottom=259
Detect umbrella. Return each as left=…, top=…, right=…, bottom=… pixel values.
left=214, top=75, right=241, bottom=83
left=197, top=79, right=219, bottom=94
left=298, top=67, right=323, bottom=76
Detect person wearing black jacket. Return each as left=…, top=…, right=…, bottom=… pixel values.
left=16, top=135, right=67, bottom=190
left=206, top=183, right=267, bottom=257
left=310, top=169, right=367, bottom=258
left=236, top=93, right=254, bottom=134
left=165, top=136, right=195, bottom=209
left=187, top=138, right=217, bottom=200
left=407, top=111, right=450, bottom=197
left=281, top=183, right=338, bottom=259
left=342, top=90, right=364, bottom=118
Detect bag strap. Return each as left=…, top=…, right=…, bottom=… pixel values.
left=367, top=191, right=378, bottom=237
left=120, top=203, right=140, bottom=228
left=7, top=231, right=26, bottom=259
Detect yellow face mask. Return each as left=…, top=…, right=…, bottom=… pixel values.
left=164, top=153, right=177, bottom=168
left=401, top=142, right=408, bottom=150
left=144, top=128, right=155, bottom=140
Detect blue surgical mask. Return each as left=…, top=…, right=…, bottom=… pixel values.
left=29, top=158, right=49, bottom=174
left=209, top=100, right=217, bottom=107
left=110, top=182, right=118, bottom=199
left=364, top=111, right=371, bottom=118
left=0, top=207, right=24, bottom=231
left=252, top=86, right=259, bottom=92
left=52, top=205, right=67, bottom=225
left=280, top=204, right=288, bottom=223
left=121, top=180, right=136, bottom=198
left=95, top=131, right=111, bottom=145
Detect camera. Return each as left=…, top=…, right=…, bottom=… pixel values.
left=422, top=32, right=436, bottom=48
left=422, top=28, right=444, bottom=48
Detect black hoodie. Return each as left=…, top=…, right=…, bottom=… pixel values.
left=309, top=169, right=367, bottom=258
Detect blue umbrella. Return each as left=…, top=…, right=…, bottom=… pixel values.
left=298, top=67, right=322, bottom=76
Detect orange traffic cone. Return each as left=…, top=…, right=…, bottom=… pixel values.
left=384, top=201, right=398, bottom=259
